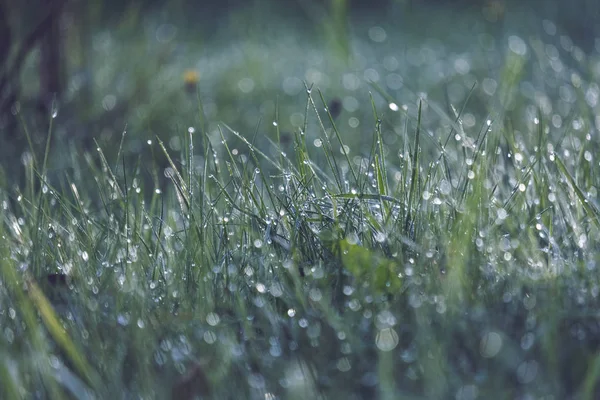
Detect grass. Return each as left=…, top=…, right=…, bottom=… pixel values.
left=2, top=2, right=600, bottom=399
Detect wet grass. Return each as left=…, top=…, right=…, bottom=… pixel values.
left=2, top=3, right=600, bottom=399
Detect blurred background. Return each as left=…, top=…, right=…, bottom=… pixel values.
left=1, top=0, right=599, bottom=188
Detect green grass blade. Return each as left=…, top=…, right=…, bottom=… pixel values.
left=554, top=154, right=600, bottom=229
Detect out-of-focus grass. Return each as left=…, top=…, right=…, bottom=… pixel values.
left=1, top=1, right=600, bottom=399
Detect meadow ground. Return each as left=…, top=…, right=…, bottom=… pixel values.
left=1, top=2, right=600, bottom=399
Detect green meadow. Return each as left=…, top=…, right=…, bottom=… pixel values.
left=1, top=1, right=599, bottom=398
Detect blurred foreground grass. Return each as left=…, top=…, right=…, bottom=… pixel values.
left=1, top=1, right=600, bottom=399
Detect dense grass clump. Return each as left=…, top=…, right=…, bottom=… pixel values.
left=1, top=78, right=600, bottom=398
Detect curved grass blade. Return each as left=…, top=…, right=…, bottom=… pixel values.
left=25, top=277, right=100, bottom=389
left=554, top=154, right=600, bottom=229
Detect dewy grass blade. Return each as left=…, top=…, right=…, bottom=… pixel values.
left=156, top=136, right=190, bottom=210
left=41, top=97, right=57, bottom=183
left=318, top=89, right=358, bottom=185
left=369, top=93, right=388, bottom=196
left=405, top=101, right=422, bottom=236
left=185, top=124, right=194, bottom=213
left=93, top=139, right=125, bottom=199
left=222, top=123, right=284, bottom=173
left=305, top=82, right=343, bottom=191
left=114, top=126, right=127, bottom=173
left=332, top=192, right=403, bottom=206
left=554, top=154, right=600, bottom=229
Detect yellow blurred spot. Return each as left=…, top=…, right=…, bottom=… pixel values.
left=183, top=69, right=200, bottom=93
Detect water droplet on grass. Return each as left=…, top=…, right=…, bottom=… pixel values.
left=206, top=313, right=220, bottom=326
left=336, top=357, right=351, bottom=372
left=203, top=331, right=217, bottom=344
left=376, top=328, right=399, bottom=351
left=117, top=313, right=130, bottom=326
left=508, top=35, right=527, bottom=56
left=480, top=331, right=503, bottom=358
left=496, top=208, right=508, bottom=220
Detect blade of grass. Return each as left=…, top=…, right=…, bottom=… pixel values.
left=554, top=154, right=600, bottom=229
left=404, top=101, right=422, bottom=237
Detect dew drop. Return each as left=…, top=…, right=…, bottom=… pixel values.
left=375, top=328, right=399, bottom=351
